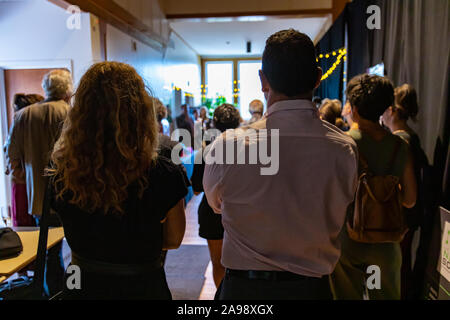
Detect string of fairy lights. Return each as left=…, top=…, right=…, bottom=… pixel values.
left=173, top=47, right=348, bottom=100
left=317, top=47, right=347, bottom=81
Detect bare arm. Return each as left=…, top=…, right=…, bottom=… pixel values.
left=400, top=152, right=417, bottom=208
left=161, top=199, right=186, bottom=250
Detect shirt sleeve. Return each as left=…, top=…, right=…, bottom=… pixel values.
left=203, top=143, right=224, bottom=214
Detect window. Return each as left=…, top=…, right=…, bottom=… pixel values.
left=205, top=61, right=233, bottom=104
left=238, top=61, right=264, bottom=120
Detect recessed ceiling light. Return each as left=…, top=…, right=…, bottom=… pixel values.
left=236, top=16, right=267, bottom=22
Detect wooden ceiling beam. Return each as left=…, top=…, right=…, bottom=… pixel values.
left=61, top=0, right=167, bottom=52
left=166, top=9, right=332, bottom=20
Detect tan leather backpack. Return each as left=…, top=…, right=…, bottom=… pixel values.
left=347, top=140, right=408, bottom=243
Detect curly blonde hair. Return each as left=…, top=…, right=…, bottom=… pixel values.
left=50, top=62, right=159, bottom=214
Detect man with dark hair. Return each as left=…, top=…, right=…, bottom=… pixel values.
left=204, top=29, right=358, bottom=299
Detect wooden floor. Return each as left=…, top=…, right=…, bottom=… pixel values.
left=182, top=193, right=217, bottom=300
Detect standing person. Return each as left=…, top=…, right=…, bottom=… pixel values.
left=203, top=29, right=358, bottom=300
left=242, top=99, right=264, bottom=126
left=154, top=98, right=170, bottom=136
left=199, top=106, right=212, bottom=130
left=381, top=84, right=429, bottom=299
left=191, top=104, right=240, bottom=288
left=330, top=75, right=417, bottom=300
left=49, top=62, right=188, bottom=299
left=176, top=104, right=195, bottom=148
left=5, top=93, right=44, bottom=227
left=319, top=99, right=347, bottom=130
left=5, top=69, right=72, bottom=296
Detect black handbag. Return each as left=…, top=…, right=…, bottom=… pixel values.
left=0, top=228, right=23, bottom=259
left=0, top=179, right=53, bottom=300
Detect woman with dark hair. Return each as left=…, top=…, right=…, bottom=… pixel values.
left=5, top=93, right=44, bottom=226
left=381, top=83, right=429, bottom=299
left=190, top=103, right=240, bottom=288
left=49, top=62, right=188, bottom=299
left=330, top=74, right=417, bottom=300
left=13, top=93, right=44, bottom=112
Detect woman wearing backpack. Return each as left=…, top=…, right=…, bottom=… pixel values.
left=330, top=74, right=417, bottom=300
left=382, top=84, right=429, bottom=299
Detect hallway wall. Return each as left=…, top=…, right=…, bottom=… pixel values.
left=105, top=25, right=201, bottom=112
left=0, top=0, right=95, bottom=84
left=0, top=0, right=201, bottom=219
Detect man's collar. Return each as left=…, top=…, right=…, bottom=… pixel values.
left=266, top=99, right=316, bottom=117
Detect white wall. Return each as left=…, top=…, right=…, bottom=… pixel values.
left=105, top=25, right=201, bottom=109
left=0, top=0, right=97, bottom=218
left=0, top=0, right=95, bottom=85
left=163, top=33, right=201, bottom=106
left=106, top=24, right=166, bottom=100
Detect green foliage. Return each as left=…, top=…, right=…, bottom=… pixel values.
left=202, top=95, right=229, bottom=117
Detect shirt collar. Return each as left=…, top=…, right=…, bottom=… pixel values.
left=266, top=99, right=316, bottom=117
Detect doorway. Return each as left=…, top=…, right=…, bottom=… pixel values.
left=0, top=63, right=71, bottom=225
left=3, top=68, right=54, bottom=129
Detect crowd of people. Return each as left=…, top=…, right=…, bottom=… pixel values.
left=3, top=29, right=429, bottom=300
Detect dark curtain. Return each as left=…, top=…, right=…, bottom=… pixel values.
left=346, top=0, right=385, bottom=80
left=382, top=0, right=450, bottom=162
left=346, top=0, right=449, bottom=162
left=314, top=11, right=345, bottom=100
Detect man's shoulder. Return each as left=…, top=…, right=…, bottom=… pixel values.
left=25, top=100, right=68, bottom=112
left=45, top=100, right=70, bottom=110
left=323, top=121, right=357, bottom=148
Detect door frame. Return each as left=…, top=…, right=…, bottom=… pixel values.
left=0, top=59, right=73, bottom=223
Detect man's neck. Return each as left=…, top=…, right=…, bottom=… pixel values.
left=266, top=92, right=313, bottom=109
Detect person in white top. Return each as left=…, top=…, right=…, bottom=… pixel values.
left=203, top=29, right=358, bottom=300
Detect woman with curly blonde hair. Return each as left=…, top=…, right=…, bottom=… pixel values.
left=49, top=61, right=188, bottom=299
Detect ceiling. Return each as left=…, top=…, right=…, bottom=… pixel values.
left=170, top=16, right=331, bottom=57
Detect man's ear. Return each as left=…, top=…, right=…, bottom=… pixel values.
left=314, top=67, right=323, bottom=90
left=259, top=70, right=270, bottom=93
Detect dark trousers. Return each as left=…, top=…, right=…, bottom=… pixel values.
left=215, top=270, right=333, bottom=300
left=35, top=214, right=65, bottom=297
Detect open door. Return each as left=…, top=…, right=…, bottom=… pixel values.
left=0, top=68, right=11, bottom=224
left=0, top=67, right=55, bottom=225
left=3, top=68, right=54, bottom=129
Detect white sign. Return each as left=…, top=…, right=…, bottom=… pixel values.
left=439, top=220, right=450, bottom=282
